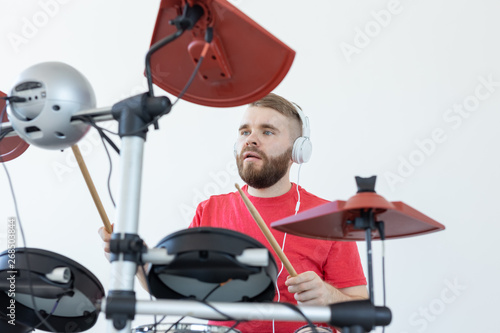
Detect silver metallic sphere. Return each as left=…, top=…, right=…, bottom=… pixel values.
left=8, top=62, right=95, bottom=150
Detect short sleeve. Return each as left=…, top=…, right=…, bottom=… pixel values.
left=189, top=201, right=205, bottom=228
left=324, top=241, right=367, bottom=289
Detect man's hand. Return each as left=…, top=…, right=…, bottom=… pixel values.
left=285, top=271, right=368, bottom=306
left=97, top=225, right=150, bottom=292
left=98, top=225, right=113, bottom=261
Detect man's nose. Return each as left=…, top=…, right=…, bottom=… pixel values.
left=245, top=132, right=259, bottom=146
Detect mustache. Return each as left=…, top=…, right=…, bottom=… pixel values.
left=241, top=146, right=263, bottom=155
left=238, top=146, right=268, bottom=161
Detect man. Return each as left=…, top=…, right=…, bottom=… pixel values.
left=189, top=93, right=367, bottom=332
left=99, top=93, right=367, bottom=332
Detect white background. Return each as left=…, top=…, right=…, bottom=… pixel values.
left=0, top=0, right=499, bottom=332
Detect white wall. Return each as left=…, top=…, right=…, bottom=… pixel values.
left=0, top=0, right=498, bottom=332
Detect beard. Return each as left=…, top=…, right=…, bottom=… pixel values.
left=236, top=146, right=292, bottom=189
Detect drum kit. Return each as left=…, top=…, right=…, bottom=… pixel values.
left=0, top=0, right=445, bottom=332
left=0, top=175, right=444, bottom=333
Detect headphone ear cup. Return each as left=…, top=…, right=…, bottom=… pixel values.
left=292, top=137, right=312, bottom=164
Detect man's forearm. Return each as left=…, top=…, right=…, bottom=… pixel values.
left=136, top=264, right=150, bottom=293
left=325, top=282, right=369, bottom=304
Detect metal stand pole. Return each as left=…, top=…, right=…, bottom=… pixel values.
left=103, top=94, right=171, bottom=333
left=106, top=136, right=145, bottom=333
left=98, top=298, right=392, bottom=328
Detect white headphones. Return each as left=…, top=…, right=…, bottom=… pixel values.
left=291, top=105, right=312, bottom=164
left=233, top=105, right=312, bottom=164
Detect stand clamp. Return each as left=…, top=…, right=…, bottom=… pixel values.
left=109, top=233, right=146, bottom=263
left=111, top=93, right=172, bottom=138
left=105, top=290, right=136, bottom=330
left=107, top=234, right=144, bottom=329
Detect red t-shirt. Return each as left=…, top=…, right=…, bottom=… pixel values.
left=190, top=183, right=366, bottom=333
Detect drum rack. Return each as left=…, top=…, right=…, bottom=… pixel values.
left=75, top=96, right=392, bottom=333
left=0, top=84, right=445, bottom=333
left=0, top=85, right=394, bottom=333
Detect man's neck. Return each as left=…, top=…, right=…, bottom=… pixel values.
left=247, top=177, right=292, bottom=198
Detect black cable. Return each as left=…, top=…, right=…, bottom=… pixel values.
left=382, top=244, right=386, bottom=307
left=186, top=300, right=318, bottom=333
left=137, top=263, right=224, bottom=332
left=201, top=283, right=223, bottom=301
left=73, top=115, right=118, bottom=207
left=145, top=28, right=185, bottom=97
left=120, top=25, right=213, bottom=138
left=89, top=118, right=118, bottom=208
left=94, top=126, right=120, bottom=155
left=0, top=149, right=58, bottom=332
left=163, top=315, right=184, bottom=332
left=71, top=42, right=208, bottom=140
left=1, top=176, right=58, bottom=332
left=98, top=128, right=116, bottom=208
left=0, top=130, right=12, bottom=142
left=381, top=250, right=386, bottom=333
left=31, top=295, right=63, bottom=330
left=193, top=298, right=238, bottom=322
left=222, top=320, right=241, bottom=333
left=75, top=25, right=212, bottom=140
left=1, top=100, right=62, bottom=332
left=162, top=283, right=226, bottom=332
left=171, top=26, right=213, bottom=108
left=139, top=264, right=166, bottom=333
left=143, top=283, right=239, bottom=333
left=0, top=103, right=6, bottom=116
left=75, top=116, right=120, bottom=139
left=0, top=104, right=11, bottom=141
left=376, top=221, right=386, bottom=306
left=123, top=34, right=210, bottom=138
left=0, top=129, right=12, bottom=141
left=0, top=96, right=27, bottom=103
left=0, top=102, right=56, bottom=332
left=101, top=131, right=120, bottom=155
left=278, top=302, right=319, bottom=333
left=376, top=221, right=387, bottom=333
left=73, top=116, right=120, bottom=154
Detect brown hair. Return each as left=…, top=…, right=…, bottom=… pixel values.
left=249, top=93, right=303, bottom=136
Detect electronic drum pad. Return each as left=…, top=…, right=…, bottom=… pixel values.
left=0, top=248, right=104, bottom=332
left=148, top=227, right=278, bottom=302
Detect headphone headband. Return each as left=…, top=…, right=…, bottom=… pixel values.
left=293, top=104, right=310, bottom=138
left=291, top=103, right=312, bottom=164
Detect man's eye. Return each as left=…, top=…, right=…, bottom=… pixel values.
left=241, top=131, right=250, bottom=136
left=264, top=130, right=273, bottom=135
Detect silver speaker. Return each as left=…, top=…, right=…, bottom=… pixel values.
left=8, top=62, right=95, bottom=150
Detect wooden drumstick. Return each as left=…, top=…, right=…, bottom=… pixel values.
left=235, top=183, right=297, bottom=277
left=71, top=145, right=113, bottom=233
